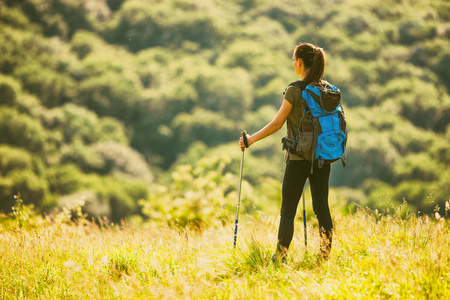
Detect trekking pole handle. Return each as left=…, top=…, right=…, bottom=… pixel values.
left=241, top=131, right=249, bottom=151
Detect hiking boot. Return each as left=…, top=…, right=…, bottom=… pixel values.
left=271, top=252, right=287, bottom=264
left=319, top=229, right=333, bottom=261
left=272, top=243, right=288, bottom=264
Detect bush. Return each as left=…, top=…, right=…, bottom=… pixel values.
left=0, top=74, right=21, bottom=106
left=380, top=77, right=447, bottom=130
left=393, top=153, right=440, bottom=182
left=411, top=39, right=450, bottom=90
left=0, top=4, right=37, bottom=31
left=95, top=177, right=148, bottom=222
left=0, top=170, right=48, bottom=212
left=14, top=63, right=77, bottom=107
left=43, top=103, right=100, bottom=144
left=91, top=141, right=153, bottom=183
left=141, top=157, right=254, bottom=228
left=70, top=30, right=101, bottom=60
left=98, top=117, right=129, bottom=145
left=57, top=189, right=110, bottom=220
left=9, top=0, right=110, bottom=39
left=42, top=103, right=129, bottom=148
left=46, top=164, right=84, bottom=195
left=398, top=20, right=437, bottom=45
left=59, top=141, right=104, bottom=173
left=0, top=107, right=46, bottom=153
left=105, top=0, right=222, bottom=51
left=392, top=181, right=436, bottom=213
left=0, top=177, right=14, bottom=209
left=172, top=108, right=237, bottom=149
left=0, top=145, right=44, bottom=177
left=215, top=39, right=284, bottom=88
left=193, top=67, right=253, bottom=119
left=78, top=73, right=139, bottom=120
left=333, top=131, right=398, bottom=187
left=106, top=0, right=125, bottom=11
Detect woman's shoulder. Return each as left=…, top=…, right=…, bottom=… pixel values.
left=285, top=80, right=306, bottom=95
left=284, top=82, right=304, bottom=106
left=287, top=80, right=307, bottom=90
left=284, top=85, right=302, bottom=100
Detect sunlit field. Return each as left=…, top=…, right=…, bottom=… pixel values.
left=1, top=200, right=449, bottom=299
left=1, top=0, right=449, bottom=299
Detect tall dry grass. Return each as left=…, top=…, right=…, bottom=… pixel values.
left=0, top=200, right=449, bottom=299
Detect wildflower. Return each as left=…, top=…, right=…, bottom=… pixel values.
left=434, top=212, right=441, bottom=220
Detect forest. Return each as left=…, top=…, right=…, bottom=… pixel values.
left=0, top=0, right=449, bottom=226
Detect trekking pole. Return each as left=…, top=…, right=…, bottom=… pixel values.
left=233, top=131, right=247, bottom=249
left=302, top=180, right=308, bottom=253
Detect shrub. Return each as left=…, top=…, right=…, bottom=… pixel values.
left=398, top=20, right=437, bottom=45
left=1, top=170, right=48, bottom=212
left=172, top=108, right=237, bottom=149
left=141, top=157, right=255, bottom=228
left=0, top=74, right=21, bottom=106
left=78, top=73, right=139, bottom=121
left=91, top=141, right=153, bottom=183
left=393, top=153, right=440, bottom=182
left=0, top=145, right=44, bottom=177
left=59, top=141, right=104, bottom=173
left=46, top=164, right=84, bottom=195
left=0, top=107, right=46, bottom=153
left=14, top=63, right=77, bottom=107
left=105, top=0, right=222, bottom=51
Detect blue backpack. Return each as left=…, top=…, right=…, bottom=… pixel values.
left=282, top=81, right=348, bottom=173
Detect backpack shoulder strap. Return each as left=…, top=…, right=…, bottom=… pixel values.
left=286, top=80, right=309, bottom=110
left=283, top=80, right=307, bottom=96
left=289, top=80, right=308, bottom=90
left=284, top=79, right=308, bottom=123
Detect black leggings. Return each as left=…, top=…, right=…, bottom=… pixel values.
left=277, top=160, right=332, bottom=250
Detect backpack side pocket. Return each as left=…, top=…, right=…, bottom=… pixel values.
left=296, top=131, right=313, bottom=161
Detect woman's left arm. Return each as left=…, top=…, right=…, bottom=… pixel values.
left=240, top=99, right=293, bottom=148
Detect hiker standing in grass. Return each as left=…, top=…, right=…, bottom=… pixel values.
left=239, top=42, right=343, bottom=261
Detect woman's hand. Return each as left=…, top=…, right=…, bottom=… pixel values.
left=239, top=134, right=251, bottom=150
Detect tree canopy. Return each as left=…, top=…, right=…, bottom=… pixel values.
left=0, top=0, right=449, bottom=224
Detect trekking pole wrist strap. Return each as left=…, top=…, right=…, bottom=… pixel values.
left=243, top=134, right=249, bottom=148
left=241, top=131, right=249, bottom=148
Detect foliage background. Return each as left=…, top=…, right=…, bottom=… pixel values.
left=0, top=0, right=449, bottom=225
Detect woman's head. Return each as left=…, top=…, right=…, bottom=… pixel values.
left=293, top=43, right=326, bottom=84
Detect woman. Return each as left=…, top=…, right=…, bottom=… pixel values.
left=239, top=42, right=334, bottom=261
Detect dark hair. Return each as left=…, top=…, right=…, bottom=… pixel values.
left=294, top=43, right=326, bottom=84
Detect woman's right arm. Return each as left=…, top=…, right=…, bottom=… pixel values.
left=239, top=98, right=293, bottom=148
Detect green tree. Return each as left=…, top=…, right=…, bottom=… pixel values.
left=14, top=63, right=77, bottom=107
left=0, top=74, right=22, bottom=106
left=5, top=0, right=111, bottom=39
left=46, top=164, right=84, bottom=195
left=104, top=0, right=223, bottom=52
left=90, top=141, right=153, bottom=183
left=78, top=71, right=140, bottom=121
left=4, top=170, right=48, bottom=211
left=0, top=145, right=44, bottom=177
left=0, top=107, right=46, bottom=153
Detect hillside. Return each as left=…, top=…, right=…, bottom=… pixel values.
left=0, top=0, right=449, bottom=223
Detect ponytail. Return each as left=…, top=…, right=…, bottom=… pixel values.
left=294, top=43, right=326, bottom=84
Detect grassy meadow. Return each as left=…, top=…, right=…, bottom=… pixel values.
left=1, top=1, right=449, bottom=299
left=1, top=200, right=449, bottom=299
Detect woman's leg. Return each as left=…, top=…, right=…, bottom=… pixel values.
left=277, top=160, right=310, bottom=251
left=309, top=164, right=333, bottom=258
